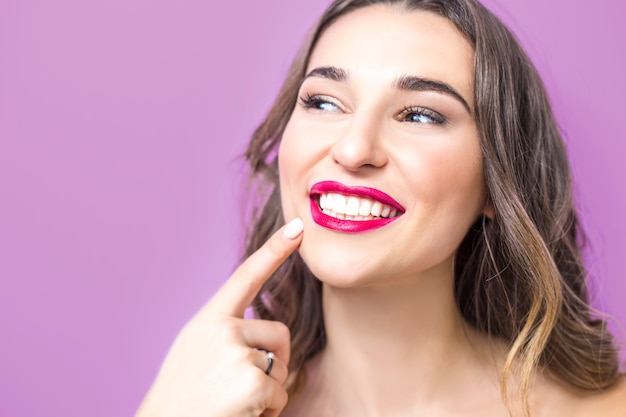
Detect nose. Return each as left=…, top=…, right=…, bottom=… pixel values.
left=330, top=115, right=388, bottom=171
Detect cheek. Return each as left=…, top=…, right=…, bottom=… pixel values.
left=439, top=152, right=484, bottom=197
left=278, top=140, right=295, bottom=219
left=278, top=119, right=303, bottom=176
left=400, top=138, right=487, bottom=215
left=278, top=116, right=332, bottom=186
left=437, top=156, right=487, bottom=223
left=278, top=121, right=309, bottom=220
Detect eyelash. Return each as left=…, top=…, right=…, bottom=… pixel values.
left=299, top=93, right=341, bottom=112
left=298, top=93, right=447, bottom=125
left=397, top=106, right=447, bottom=125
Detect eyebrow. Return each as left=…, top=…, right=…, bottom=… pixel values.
left=303, top=66, right=472, bottom=114
left=304, top=66, right=349, bottom=83
left=393, top=75, right=471, bottom=114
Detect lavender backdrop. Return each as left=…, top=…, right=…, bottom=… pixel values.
left=0, top=1, right=624, bottom=415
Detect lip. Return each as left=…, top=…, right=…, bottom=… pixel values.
left=309, top=181, right=405, bottom=233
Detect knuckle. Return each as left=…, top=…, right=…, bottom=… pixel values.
left=225, top=344, right=251, bottom=365
left=239, top=346, right=258, bottom=364
left=207, top=318, right=241, bottom=339
left=276, top=386, right=289, bottom=409
left=185, top=317, right=242, bottom=345
left=238, top=368, right=287, bottom=412
left=236, top=368, right=266, bottom=399
left=247, top=368, right=269, bottom=389
left=271, top=321, right=291, bottom=343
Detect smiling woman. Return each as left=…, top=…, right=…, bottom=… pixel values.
left=279, top=7, right=489, bottom=294
left=135, top=1, right=625, bottom=416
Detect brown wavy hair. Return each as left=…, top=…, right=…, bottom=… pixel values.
left=244, top=0, right=622, bottom=414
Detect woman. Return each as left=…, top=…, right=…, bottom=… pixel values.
left=136, top=0, right=625, bottom=416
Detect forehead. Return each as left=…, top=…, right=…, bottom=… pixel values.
left=308, top=5, right=474, bottom=100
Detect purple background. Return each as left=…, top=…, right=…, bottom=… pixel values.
left=0, top=1, right=624, bottom=415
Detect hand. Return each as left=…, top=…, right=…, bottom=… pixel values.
left=135, top=218, right=305, bottom=417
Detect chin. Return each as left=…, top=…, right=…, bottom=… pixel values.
left=297, top=237, right=383, bottom=289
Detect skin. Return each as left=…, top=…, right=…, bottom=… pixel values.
left=135, top=5, right=625, bottom=417
left=135, top=218, right=304, bottom=417
left=278, top=5, right=501, bottom=416
left=279, top=7, right=489, bottom=292
left=278, top=5, right=625, bottom=417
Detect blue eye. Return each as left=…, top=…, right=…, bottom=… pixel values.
left=317, top=101, right=339, bottom=112
left=408, top=113, right=435, bottom=124
left=299, top=94, right=341, bottom=113
left=399, top=107, right=446, bottom=125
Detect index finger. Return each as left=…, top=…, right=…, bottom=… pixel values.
left=206, top=217, right=304, bottom=317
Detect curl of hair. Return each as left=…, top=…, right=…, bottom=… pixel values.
left=244, top=0, right=621, bottom=414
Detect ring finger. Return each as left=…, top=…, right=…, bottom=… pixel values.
left=254, top=348, right=288, bottom=384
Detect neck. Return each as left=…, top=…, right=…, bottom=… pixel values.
left=304, top=263, right=503, bottom=416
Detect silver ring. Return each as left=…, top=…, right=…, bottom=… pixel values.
left=264, top=351, right=275, bottom=375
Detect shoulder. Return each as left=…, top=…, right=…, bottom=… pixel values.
left=573, top=376, right=626, bottom=417
left=533, top=372, right=626, bottom=417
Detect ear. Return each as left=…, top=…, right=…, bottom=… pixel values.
left=483, top=198, right=495, bottom=220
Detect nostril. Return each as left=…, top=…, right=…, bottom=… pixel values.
left=330, top=135, right=388, bottom=171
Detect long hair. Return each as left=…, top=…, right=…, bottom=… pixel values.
left=244, top=0, right=621, bottom=414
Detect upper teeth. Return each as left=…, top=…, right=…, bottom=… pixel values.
left=318, top=193, right=400, bottom=220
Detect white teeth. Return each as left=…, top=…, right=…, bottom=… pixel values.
left=325, top=194, right=334, bottom=209
left=316, top=192, right=401, bottom=221
left=345, top=196, right=360, bottom=216
left=333, top=194, right=346, bottom=214
left=358, top=199, right=371, bottom=216
left=371, top=201, right=383, bottom=217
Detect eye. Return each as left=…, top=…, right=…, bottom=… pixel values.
left=397, top=106, right=446, bottom=125
left=299, top=93, right=341, bottom=113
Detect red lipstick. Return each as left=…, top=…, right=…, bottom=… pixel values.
left=309, top=181, right=405, bottom=233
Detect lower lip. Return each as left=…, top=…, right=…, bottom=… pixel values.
left=309, top=199, right=402, bottom=233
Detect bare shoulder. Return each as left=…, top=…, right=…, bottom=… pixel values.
left=533, top=372, right=626, bottom=417
left=574, top=376, right=626, bottom=416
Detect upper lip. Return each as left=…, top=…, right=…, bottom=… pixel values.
left=309, top=180, right=405, bottom=213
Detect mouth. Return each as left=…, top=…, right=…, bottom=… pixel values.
left=309, top=181, right=405, bottom=233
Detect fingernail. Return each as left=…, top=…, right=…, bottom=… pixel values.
left=283, top=218, right=304, bottom=240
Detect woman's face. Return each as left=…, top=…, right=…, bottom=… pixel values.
left=279, top=5, right=490, bottom=288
